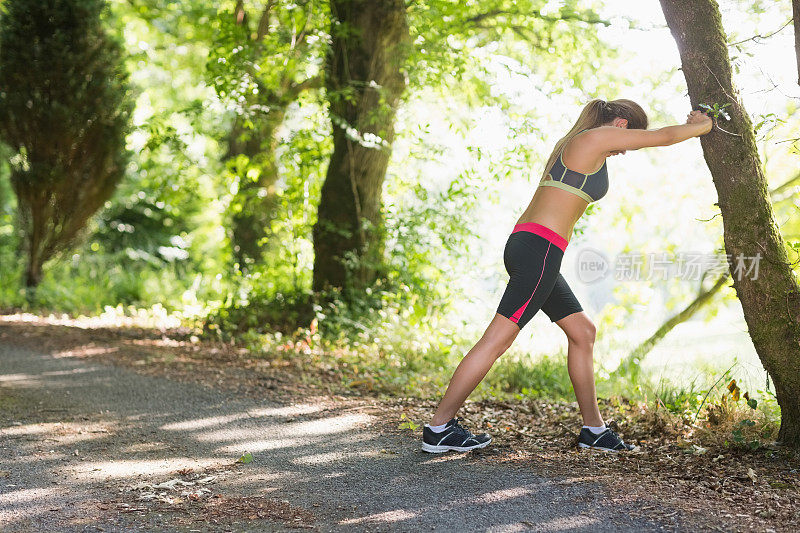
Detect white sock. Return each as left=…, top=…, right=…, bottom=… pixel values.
left=425, top=422, right=449, bottom=433
left=583, top=425, right=607, bottom=435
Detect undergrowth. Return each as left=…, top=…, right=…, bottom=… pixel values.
left=219, top=296, right=783, bottom=452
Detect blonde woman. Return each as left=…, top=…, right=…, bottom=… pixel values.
left=422, top=99, right=712, bottom=453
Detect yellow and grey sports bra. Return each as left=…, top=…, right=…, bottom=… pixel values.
left=539, top=135, right=609, bottom=203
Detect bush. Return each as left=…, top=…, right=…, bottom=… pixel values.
left=0, top=0, right=134, bottom=287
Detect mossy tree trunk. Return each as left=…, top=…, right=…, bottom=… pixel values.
left=660, top=0, right=800, bottom=446
left=312, top=0, right=410, bottom=294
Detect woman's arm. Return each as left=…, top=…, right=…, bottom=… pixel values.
left=585, top=110, right=713, bottom=151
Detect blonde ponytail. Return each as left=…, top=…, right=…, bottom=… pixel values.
left=539, top=98, right=648, bottom=182
left=540, top=99, right=604, bottom=182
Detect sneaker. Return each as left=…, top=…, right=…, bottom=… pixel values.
left=578, top=427, right=637, bottom=452
left=421, top=417, right=492, bottom=453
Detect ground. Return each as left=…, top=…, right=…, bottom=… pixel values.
left=0, top=315, right=798, bottom=532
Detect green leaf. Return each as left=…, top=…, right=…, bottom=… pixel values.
left=398, top=413, right=420, bottom=431
left=237, top=452, right=254, bottom=464
left=747, top=398, right=758, bottom=409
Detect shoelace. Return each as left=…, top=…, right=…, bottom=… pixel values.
left=451, top=417, right=473, bottom=437
left=604, top=428, right=630, bottom=447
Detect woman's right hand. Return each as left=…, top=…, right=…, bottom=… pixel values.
left=686, top=110, right=713, bottom=135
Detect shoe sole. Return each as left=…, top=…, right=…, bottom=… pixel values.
left=421, top=439, right=492, bottom=453
left=578, top=443, right=638, bottom=453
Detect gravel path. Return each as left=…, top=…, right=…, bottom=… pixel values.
left=0, top=339, right=689, bottom=532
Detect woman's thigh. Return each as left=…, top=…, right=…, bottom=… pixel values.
left=541, top=273, right=584, bottom=323
left=496, top=233, right=564, bottom=329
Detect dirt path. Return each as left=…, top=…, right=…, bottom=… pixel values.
left=0, top=331, right=695, bottom=532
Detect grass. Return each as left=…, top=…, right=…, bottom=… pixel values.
left=0, top=255, right=214, bottom=317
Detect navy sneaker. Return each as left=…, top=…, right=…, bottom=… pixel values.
left=578, top=427, right=637, bottom=452
left=421, top=417, right=492, bottom=453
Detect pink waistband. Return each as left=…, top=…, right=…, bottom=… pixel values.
left=512, top=223, right=568, bottom=252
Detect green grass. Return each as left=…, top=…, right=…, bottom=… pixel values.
left=0, top=257, right=208, bottom=316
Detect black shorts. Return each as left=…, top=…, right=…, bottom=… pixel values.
left=496, top=223, right=583, bottom=329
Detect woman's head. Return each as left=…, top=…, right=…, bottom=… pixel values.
left=540, top=98, right=648, bottom=180
left=574, top=98, right=649, bottom=131
left=599, top=99, right=648, bottom=130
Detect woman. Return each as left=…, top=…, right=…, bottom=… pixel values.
left=421, top=99, right=713, bottom=453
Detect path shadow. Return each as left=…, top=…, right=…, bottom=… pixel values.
left=0, top=338, right=683, bottom=532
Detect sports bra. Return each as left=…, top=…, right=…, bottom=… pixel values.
left=538, top=133, right=609, bottom=203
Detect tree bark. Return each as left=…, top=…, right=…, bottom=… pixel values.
left=660, top=0, right=800, bottom=446
left=793, top=0, right=800, bottom=86
left=312, top=0, right=410, bottom=293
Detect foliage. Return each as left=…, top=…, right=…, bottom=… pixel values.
left=206, top=0, right=328, bottom=268
left=0, top=144, right=18, bottom=279
left=0, top=0, right=134, bottom=287
left=0, top=1, right=795, bottom=445
left=405, top=0, right=612, bottom=93
left=206, top=0, right=328, bottom=117
left=698, top=102, right=732, bottom=121
left=78, top=0, right=230, bottom=311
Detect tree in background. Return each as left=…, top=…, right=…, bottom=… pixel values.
left=312, top=0, right=410, bottom=293
left=793, top=0, right=799, bottom=85
left=0, top=0, right=133, bottom=288
left=209, top=0, right=328, bottom=271
left=659, top=0, right=800, bottom=446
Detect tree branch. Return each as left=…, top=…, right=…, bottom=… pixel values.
left=292, top=2, right=314, bottom=51
left=727, top=17, right=793, bottom=47
left=287, top=74, right=323, bottom=99
left=614, top=271, right=731, bottom=377
left=464, top=8, right=610, bottom=28
left=769, top=171, right=800, bottom=204
left=256, top=0, right=277, bottom=41
left=234, top=0, right=248, bottom=29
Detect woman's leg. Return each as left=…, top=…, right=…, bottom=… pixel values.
left=430, top=229, right=563, bottom=427
left=430, top=313, right=520, bottom=426
left=554, top=311, right=604, bottom=426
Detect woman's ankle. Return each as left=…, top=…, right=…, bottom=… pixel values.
left=581, top=418, right=605, bottom=427
left=430, top=413, right=454, bottom=426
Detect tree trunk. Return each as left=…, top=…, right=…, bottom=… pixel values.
left=226, top=111, right=284, bottom=270
left=616, top=272, right=730, bottom=378
left=794, top=0, right=800, bottom=86
left=312, top=0, right=410, bottom=293
left=24, top=244, right=43, bottom=289
left=660, top=0, right=800, bottom=446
